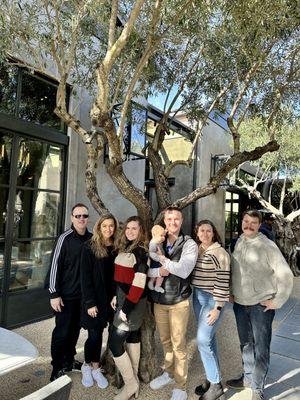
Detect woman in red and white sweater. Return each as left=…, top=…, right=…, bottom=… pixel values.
left=109, top=216, right=148, bottom=400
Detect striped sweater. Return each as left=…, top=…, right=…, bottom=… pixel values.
left=191, top=242, right=230, bottom=307
left=114, top=245, right=148, bottom=315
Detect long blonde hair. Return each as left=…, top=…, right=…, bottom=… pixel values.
left=117, top=216, right=148, bottom=253
left=90, top=214, right=118, bottom=258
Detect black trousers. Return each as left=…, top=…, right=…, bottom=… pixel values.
left=51, top=299, right=81, bottom=371
left=109, top=326, right=141, bottom=358
left=84, top=327, right=104, bottom=363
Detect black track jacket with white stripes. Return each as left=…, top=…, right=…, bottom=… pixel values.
left=46, top=225, right=92, bottom=300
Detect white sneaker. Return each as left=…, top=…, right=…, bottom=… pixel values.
left=171, top=388, right=188, bottom=400
left=81, top=363, right=93, bottom=387
left=150, top=371, right=175, bottom=390
left=148, top=281, right=155, bottom=290
left=92, top=368, right=109, bottom=389
left=154, top=286, right=165, bottom=293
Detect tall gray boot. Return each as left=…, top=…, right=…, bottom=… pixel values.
left=126, top=343, right=140, bottom=398
left=113, top=352, right=139, bottom=400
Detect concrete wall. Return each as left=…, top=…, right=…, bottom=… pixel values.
left=194, top=120, right=232, bottom=239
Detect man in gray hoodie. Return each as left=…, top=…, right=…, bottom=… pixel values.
left=227, top=210, right=293, bottom=400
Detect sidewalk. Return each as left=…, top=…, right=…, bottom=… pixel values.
left=0, top=277, right=299, bottom=399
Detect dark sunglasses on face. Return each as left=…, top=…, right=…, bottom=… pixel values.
left=73, top=214, right=89, bottom=219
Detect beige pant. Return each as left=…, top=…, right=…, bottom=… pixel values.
left=154, top=299, right=190, bottom=390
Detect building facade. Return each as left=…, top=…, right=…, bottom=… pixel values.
left=0, top=61, right=236, bottom=328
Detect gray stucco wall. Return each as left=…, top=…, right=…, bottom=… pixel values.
left=194, top=120, right=232, bottom=239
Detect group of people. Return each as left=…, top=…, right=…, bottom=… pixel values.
left=46, top=203, right=294, bottom=400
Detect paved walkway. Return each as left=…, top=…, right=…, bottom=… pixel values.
left=227, top=293, right=300, bottom=400
left=0, top=277, right=299, bottom=399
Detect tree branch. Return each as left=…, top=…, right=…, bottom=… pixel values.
left=173, top=140, right=279, bottom=210
left=108, top=0, right=119, bottom=50
left=117, top=0, right=163, bottom=144
left=286, top=209, right=300, bottom=222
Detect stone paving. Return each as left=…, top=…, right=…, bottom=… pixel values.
left=0, top=277, right=299, bottom=400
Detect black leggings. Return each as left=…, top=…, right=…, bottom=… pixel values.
left=109, top=326, right=141, bottom=357
left=84, top=327, right=104, bottom=363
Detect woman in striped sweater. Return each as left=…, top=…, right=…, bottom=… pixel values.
left=191, top=220, right=230, bottom=400
left=109, top=216, right=148, bottom=400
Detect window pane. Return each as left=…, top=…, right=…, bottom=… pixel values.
left=0, top=240, right=4, bottom=294
left=14, top=189, right=60, bottom=239
left=233, top=202, right=239, bottom=212
left=9, top=239, right=54, bottom=291
left=0, top=188, right=9, bottom=240
left=17, top=138, right=62, bottom=190
left=162, top=129, right=192, bottom=164
left=225, top=202, right=232, bottom=212
left=0, top=63, right=18, bottom=115
left=0, top=133, right=13, bottom=185
left=130, top=105, right=146, bottom=156
left=19, top=72, right=62, bottom=130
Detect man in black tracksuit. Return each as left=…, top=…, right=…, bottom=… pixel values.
left=46, top=203, right=92, bottom=381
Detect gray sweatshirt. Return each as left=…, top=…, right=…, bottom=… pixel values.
left=231, top=233, right=293, bottom=308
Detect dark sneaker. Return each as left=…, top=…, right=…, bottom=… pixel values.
left=226, top=375, right=251, bottom=390
left=50, top=368, right=65, bottom=382
left=252, top=390, right=264, bottom=400
left=195, top=379, right=210, bottom=396
left=64, top=359, right=83, bottom=372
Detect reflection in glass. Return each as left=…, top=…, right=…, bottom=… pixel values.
left=0, top=134, right=13, bottom=185
left=162, top=129, right=192, bottom=164
left=130, top=105, right=146, bottom=156
left=14, top=190, right=60, bottom=239
left=0, top=63, right=18, bottom=115
left=9, top=239, right=54, bottom=291
left=147, top=117, right=192, bottom=165
left=19, top=72, right=61, bottom=130
left=16, top=139, right=62, bottom=190
left=0, top=188, right=9, bottom=240
left=0, top=240, right=4, bottom=294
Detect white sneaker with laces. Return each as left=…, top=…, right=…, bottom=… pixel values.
left=81, top=363, right=94, bottom=387
left=92, top=368, right=109, bottom=389
left=150, top=371, right=175, bottom=390
left=171, top=388, right=188, bottom=400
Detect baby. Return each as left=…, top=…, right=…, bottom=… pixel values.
left=148, top=225, right=166, bottom=293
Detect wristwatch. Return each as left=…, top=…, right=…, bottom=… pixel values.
left=216, top=306, right=223, bottom=311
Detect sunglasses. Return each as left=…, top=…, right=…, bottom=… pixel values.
left=73, top=214, right=89, bottom=219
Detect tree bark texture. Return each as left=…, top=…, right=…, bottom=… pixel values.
left=273, top=217, right=300, bottom=276
left=85, top=143, right=109, bottom=215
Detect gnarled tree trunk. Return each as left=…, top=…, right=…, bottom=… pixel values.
left=273, top=217, right=300, bottom=276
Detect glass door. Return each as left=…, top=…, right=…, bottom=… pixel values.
left=0, top=130, right=66, bottom=327
left=0, top=133, right=14, bottom=324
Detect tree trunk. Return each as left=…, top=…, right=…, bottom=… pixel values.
left=273, top=217, right=299, bottom=276
left=139, top=303, right=160, bottom=381
left=101, top=304, right=160, bottom=386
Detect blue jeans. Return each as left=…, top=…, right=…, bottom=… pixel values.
left=233, top=302, right=275, bottom=391
left=193, top=288, right=224, bottom=383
